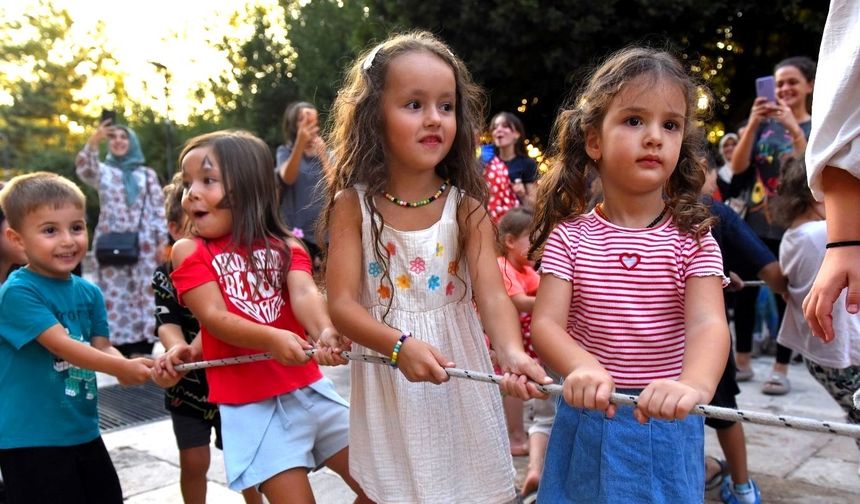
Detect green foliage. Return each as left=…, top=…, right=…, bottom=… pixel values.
left=0, top=0, right=829, bottom=190
left=366, top=0, right=826, bottom=145
left=0, top=1, right=126, bottom=171
left=285, top=0, right=387, bottom=125
left=195, top=5, right=298, bottom=147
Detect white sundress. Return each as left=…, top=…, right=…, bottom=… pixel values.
left=349, top=186, right=517, bottom=504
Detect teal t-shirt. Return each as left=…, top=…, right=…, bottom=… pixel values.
left=0, top=268, right=110, bottom=448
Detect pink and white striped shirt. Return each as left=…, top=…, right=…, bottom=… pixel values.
left=539, top=211, right=725, bottom=388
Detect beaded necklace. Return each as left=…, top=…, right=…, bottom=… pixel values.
left=595, top=203, right=669, bottom=228
left=382, top=179, right=450, bottom=208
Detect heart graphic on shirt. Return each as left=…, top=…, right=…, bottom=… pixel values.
left=619, top=253, right=640, bottom=270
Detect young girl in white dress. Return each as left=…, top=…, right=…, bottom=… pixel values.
left=321, top=31, right=550, bottom=503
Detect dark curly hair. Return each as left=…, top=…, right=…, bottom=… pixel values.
left=530, top=46, right=715, bottom=257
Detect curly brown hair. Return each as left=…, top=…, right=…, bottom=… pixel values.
left=530, top=46, right=715, bottom=257
left=318, top=31, right=487, bottom=313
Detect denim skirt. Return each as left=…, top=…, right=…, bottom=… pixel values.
left=537, top=396, right=704, bottom=503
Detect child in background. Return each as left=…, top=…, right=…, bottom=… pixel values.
left=496, top=207, right=539, bottom=457
left=322, top=32, right=550, bottom=503
left=495, top=207, right=556, bottom=499
left=0, top=182, right=27, bottom=285
left=530, top=47, right=729, bottom=502
left=153, top=131, right=369, bottom=503
left=774, top=159, right=860, bottom=474
left=0, top=172, right=153, bottom=504
left=152, top=173, right=261, bottom=504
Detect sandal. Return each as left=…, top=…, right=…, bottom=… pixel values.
left=521, top=490, right=538, bottom=504
left=736, top=368, right=755, bottom=382
left=705, top=455, right=728, bottom=491
left=761, top=372, right=791, bottom=395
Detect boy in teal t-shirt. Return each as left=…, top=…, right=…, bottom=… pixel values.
left=0, top=172, right=153, bottom=504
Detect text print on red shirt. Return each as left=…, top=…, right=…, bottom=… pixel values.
left=211, top=250, right=284, bottom=324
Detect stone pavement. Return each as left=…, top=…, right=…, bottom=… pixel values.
left=102, top=354, right=860, bottom=503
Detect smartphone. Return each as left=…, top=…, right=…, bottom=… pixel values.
left=100, top=109, right=116, bottom=125
left=755, top=76, right=776, bottom=103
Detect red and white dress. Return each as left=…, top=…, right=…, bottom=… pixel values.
left=483, top=156, right=519, bottom=223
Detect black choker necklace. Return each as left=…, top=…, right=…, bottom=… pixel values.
left=595, top=203, right=668, bottom=228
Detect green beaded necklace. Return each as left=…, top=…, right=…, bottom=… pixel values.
left=382, top=179, right=450, bottom=208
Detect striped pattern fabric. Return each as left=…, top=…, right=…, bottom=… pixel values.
left=540, top=211, right=725, bottom=387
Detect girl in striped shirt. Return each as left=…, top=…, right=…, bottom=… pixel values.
left=530, top=47, right=730, bottom=503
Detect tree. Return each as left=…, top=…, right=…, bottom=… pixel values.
left=285, top=0, right=387, bottom=119
left=194, top=4, right=298, bottom=147
left=366, top=0, right=826, bottom=147
left=0, top=0, right=129, bottom=222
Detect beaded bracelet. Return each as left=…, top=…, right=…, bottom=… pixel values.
left=389, top=332, right=411, bottom=368
left=825, top=240, right=860, bottom=249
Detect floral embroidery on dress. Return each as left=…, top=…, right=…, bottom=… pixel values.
left=448, top=261, right=459, bottom=275
left=428, top=275, right=441, bottom=290
left=409, top=257, right=426, bottom=274
left=396, top=274, right=411, bottom=289
left=435, top=243, right=444, bottom=257
left=378, top=284, right=391, bottom=299
left=385, top=242, right=396, bottom=256
left=368, top=261, right=382, bottom=278
left=446, top=281, right=455, bottom=296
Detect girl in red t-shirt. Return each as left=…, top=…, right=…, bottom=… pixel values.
left=152, top=130, right=370, bottom=503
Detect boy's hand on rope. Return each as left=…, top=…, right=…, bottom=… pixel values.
left=314, top=327, right=351, bottom=367
left=496, top=349, right=552, bottom=400
left=268, top=330, right=313, bottom=366
left=634, top=379, right=701, bottom=424
left=151, top=343, right=200, bottom=388
left=564, top=364, right=616, bottom=418
left=397, top=338, right=453, bottom=384
left=118, top=357, right=154, bottom=386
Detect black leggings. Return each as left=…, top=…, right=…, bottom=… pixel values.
left=733, top=237, right=792, bottom=365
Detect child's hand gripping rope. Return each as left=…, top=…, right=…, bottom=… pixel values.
left=171, top=349, right=860, bottom=440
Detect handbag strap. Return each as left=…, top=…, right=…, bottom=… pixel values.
left=135, top=170, right=149, bottom=229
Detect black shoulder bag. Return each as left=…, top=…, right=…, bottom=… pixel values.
left=95, top=172, right=149, bottom=266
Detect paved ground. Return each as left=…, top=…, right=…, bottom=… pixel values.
left=96, top=352, right=860, bottom=503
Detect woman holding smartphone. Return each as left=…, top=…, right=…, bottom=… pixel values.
left=275, top=101, right=328, bottom=269
left=75, top=114, right=167, bottom=357
left=730, top=56, right=816, bottom=396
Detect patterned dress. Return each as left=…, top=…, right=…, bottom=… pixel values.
left=76, top=146, right=166, bottom=347
left=349, top=187, right=517, bottom=504
left=483, top=156, right=519, bottom=223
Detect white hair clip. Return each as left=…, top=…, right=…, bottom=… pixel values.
left=362, top=44, right=383, bottom=71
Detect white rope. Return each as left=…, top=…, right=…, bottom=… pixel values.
left=741, top=280, right=765, bottom=287
left=173, top=350, right=860, bottom=439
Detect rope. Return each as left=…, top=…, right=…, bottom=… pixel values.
left=173, top=350, right=860, bottom=440
left=741, top=280, right=765, bottom=287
